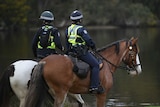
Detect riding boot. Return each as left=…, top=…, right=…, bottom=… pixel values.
left=89, top=85, right=104, bottom=94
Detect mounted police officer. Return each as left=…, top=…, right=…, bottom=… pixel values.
left=65, top=10, right=104, bottom=94
left=32, top=10, right=63, bottom=59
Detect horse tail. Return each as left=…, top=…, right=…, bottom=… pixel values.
left=0, top=65, right=14, bottom=107
left=25, top=61, right=53, bottom=107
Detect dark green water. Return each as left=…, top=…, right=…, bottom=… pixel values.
left=0, top=27, right=160, bottom=107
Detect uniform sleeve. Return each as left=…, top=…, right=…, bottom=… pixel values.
left=52, top=28, right=63, bottom=50
left=77, top=27, right=96, bottom=49
left=32, top=28, right=41, bottom=57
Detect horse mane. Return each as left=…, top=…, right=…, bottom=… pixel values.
left=97, top=39, right=128, bottom=54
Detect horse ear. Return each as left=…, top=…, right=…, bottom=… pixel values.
left=130, top=37, right=134, bottom=40
left=133, top=37, right=138, bottom=44
left=132, top=37, right=139, bottom=52
left=130, top=37, right=138, bottom=44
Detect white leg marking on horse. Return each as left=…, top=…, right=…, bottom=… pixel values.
left=136, top=54, right=142, bottom=74
left=68, top=93, right=84, bottom=104
left=61, top=93, right=67, bottom=107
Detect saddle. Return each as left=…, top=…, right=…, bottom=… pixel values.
left=69, top=52, right=103, bottom=79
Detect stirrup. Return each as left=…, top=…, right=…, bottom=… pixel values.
left=89, top=86, right=104, bottom=94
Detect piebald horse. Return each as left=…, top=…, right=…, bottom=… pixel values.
left=25, top=37, right=142, bottom=107
left=0, top=60, right=84, bottom=107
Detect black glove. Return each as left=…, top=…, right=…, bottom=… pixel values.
left=65, top=50, right=69, bottom=55
left=91, top=45, right=96, bottom=51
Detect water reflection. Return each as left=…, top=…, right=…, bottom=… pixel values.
left=0, top=27, right=160, bottom=107
left=0, top=31, right=33, bottom=69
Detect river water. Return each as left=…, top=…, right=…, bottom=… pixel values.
left=0, top=27, right=160, bottom=107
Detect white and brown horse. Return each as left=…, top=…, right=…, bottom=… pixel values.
left=0, top=60, right=84, bottom=107
left=25, top=37, right=142, bottom=107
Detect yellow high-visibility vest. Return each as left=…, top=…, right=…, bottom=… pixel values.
left=38, top=25, right=56, bottom=49
left=68, top=24, right=85, bottom=46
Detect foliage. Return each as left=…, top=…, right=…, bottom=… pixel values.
left=127, top=3, right=157, bottom=26
left=131, top=0, right=160, bottom=18
left=0, top=0, right=160, bottom=29
left=95, top=1, right=158, bottom=26
left=112, top=3, right=158, bottom=26
left=0, top=0, right=30, bottom=29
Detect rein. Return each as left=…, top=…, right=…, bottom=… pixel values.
left=94, top=51, right=133, bottom=71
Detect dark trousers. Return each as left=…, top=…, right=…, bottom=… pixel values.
left=37, top=48, right=57, bottom=59
left=79, top=51, right=100, bottom=88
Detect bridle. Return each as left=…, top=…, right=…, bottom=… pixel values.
left=124, top=45, right=141, bottom=73
left=94, top=40, right=141, bottom=72
left=95, top=51, right=132, bottom=71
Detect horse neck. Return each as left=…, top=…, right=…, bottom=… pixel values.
left=99, top=41, right=128, bottom=72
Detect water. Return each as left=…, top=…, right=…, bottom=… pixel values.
left=0, top=27, right=160, bottom=107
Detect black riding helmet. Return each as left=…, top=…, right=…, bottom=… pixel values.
left=70, top=10, right=83, bottom=23
left=40, top=11, right=54, bottom=23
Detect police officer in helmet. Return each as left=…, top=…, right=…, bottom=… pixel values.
left=65, top=10, right=104, bottom=94
left=32, top=10, right=63, bottom=59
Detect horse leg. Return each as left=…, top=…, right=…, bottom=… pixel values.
left=68, top=93, right=84, bottom=107
left=12, top=90, right=27, bottom=107
left=54, top=91, right=68, bottom=107
left=19, top=98, right=25, bottom=107
left=10, top=78, right=28, bottom=107
left=96, top=93, right=107, bottom=107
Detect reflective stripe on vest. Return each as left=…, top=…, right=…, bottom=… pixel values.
left=38, top=25, right=56, bottom=49
left=68, top=24, right=85, bottom=46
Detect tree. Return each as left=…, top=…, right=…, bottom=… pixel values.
left=108, top=2, right=157, bottom=26
left=0, top=0, right=30, bottom=30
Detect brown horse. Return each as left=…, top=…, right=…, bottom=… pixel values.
left=25, top=37, right=142, bottom=107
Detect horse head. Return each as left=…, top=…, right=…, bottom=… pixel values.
left=122, top=37, right=142, bottom=76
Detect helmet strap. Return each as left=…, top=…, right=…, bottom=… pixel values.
left=72, top=19, right=81, bottom=24
left=43, top=20, right=52, bottom=24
